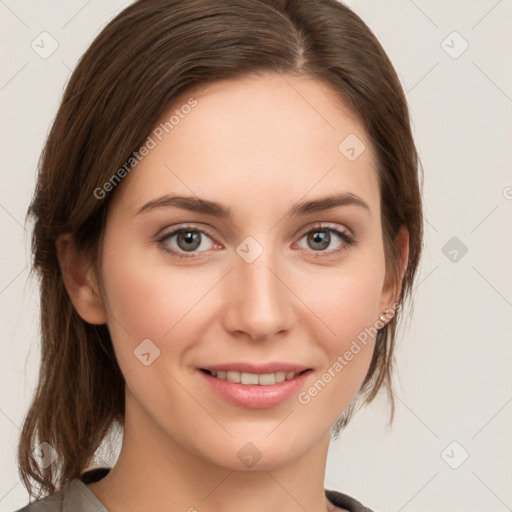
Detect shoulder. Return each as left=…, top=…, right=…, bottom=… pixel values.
left=12, top=488, right=64, bottom=512
left=12, top=469, right=110, bottom=512
left=325, top=488, right=376, bottom=512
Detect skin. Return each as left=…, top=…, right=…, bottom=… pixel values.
left=58, top=72, right=408, bottom=512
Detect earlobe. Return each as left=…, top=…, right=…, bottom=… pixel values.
left=56, top=234, right=108, bottom=325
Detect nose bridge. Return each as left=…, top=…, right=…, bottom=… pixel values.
left=223, top=237, right=294, bottom=339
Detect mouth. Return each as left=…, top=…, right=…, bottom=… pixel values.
left=199, top=368, right=311, bottom=386
left=198, top=366, right=313, bottom=409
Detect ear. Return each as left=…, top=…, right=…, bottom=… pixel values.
left=379, top=225, right=409, bottom=312
left=56, top=233, right=108, bottom=325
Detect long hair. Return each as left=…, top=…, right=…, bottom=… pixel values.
left=19, top=0, right=423, bottom=499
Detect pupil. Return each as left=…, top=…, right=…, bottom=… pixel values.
left=178, top=230, right=200, bottom=251
left=309, top=230, right=329, bottom=250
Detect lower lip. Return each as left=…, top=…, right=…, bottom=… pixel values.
left=198, top=369, right=312, bottom=409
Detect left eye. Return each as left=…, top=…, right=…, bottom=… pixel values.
left=297, top=226, right=355, bottom=253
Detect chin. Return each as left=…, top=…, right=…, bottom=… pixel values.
left=194, top=431, right=318, bottom=472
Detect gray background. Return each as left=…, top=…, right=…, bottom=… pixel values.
left=1, top=1, right=511, bottom=511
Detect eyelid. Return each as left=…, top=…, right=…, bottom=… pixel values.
left=295, top=221, right=353, bottom=240
left=157, top=223, right=217, bottom=242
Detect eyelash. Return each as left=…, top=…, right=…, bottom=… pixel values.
left=156, top=223, right=357, bottom=260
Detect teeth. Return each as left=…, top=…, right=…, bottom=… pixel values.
left=226, top=371, right=240, bottom=383
left=275, top=371, right=286, bottom=383
left=241, top=372, right=260, bottom=385
left=208, top=370, right=299, bottom=385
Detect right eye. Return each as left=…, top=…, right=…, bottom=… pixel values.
left=157, top=226, right=219, bottom=259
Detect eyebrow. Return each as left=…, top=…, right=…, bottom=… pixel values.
left=136, top=192, right=370, bottom=218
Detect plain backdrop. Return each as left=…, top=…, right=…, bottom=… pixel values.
left=1, top=1, right=511, bottom=511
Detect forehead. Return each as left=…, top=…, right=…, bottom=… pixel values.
left=110, top=73, right=380, bottom=218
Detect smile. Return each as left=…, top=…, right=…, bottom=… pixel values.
left=198, top=367, right=313, bottom=409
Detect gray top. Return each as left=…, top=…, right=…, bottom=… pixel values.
left=14, top=468, right=374, bottom=512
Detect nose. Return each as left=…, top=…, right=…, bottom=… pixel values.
left=221, top=247, right=295, bottom=342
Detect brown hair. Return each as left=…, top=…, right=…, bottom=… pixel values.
left=19, top=0, right=423, bottom=499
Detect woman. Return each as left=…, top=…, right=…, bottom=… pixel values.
left=15, top=0, right=423, bottom=511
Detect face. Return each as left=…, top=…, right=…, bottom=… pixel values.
left=93, top=73, right=399, bottom=470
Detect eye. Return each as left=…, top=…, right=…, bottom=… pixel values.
left=296, top=224, right=356, bottom=256
left=157, top=226, right=217, bottom=259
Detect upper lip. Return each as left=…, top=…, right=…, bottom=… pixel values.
left=200, top=362, right=312, bottom=374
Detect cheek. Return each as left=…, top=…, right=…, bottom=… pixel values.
left=335, top=276, right=382, bottom=346
left=293, top=274, right=384, bottom=417
left=99, top=239, right=215, bottom=364
left=293, top=251, right=386, bottom=399
left=320, top=275, right=381, bottom=375
left=296, top=256, right=386, bottom=349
